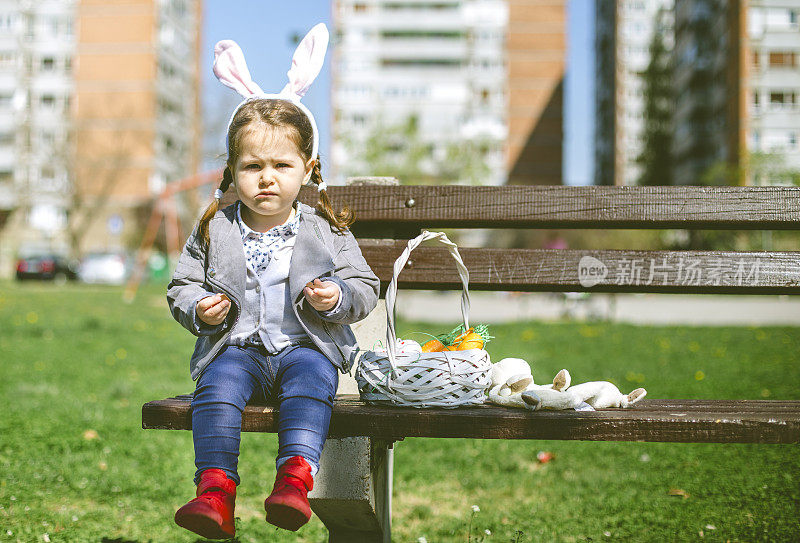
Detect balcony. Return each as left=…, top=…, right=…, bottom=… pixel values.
left=379, top=58, right=463, bottom=73
left=377, top=14, right=467, bottom=32
left=378, top=38, right=468, bottom=60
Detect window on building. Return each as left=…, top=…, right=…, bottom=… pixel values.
left=173, top=0, right=187, bottom=17
left=381, top=58, right=461, bottom=68
left=44, top=16, right=60, bottom=36
left=164, top=136, right=175, bottom=151
left=769, top=51, right=797, bottom=67
left=790, top=132, right=798, bottom=147
left=0, top=51, right=14, bottom=68
left=766, top=7, right=797, bottom=28
left=752, top=51, right=760, bottom=69
left=0, top=131, right=13, bottom=145
left=0, top=13, right=16, bottom=32
left=160, top=26, right=175, bottom=47
left=0, top=169, right=13, bottom=183
left=381, top=30, right=464, bottom=40
left=40, top=166, right=55, bottom=181
left=353, top=3, right=368, bottom=12
left=40, top=131, right=55, bottom=146
left=769, top=92, right=797, bottom=108
left=64, top=57, right=71, bottom=73
left=383, top=2, right=457, bottom=9
left=40, top=94, right=56, bottom=108
left=158, top=97, right=181, bottom=116
left=41, top=57, right=55, bottom=71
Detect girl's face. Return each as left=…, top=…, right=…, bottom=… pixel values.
left=232, top=122, right=314, bottom=230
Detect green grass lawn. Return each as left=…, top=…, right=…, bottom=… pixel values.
left=1, top=281, right=798, bottom=542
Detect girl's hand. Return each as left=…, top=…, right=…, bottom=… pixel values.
left=196, top=294, right=230, bottom=325
left=304, top=278, right=339, bottom=311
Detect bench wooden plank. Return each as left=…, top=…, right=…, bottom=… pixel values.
left=357, top=241, right=800, bottom=294
left=142, top=396, right=800, bottom=445
left=299, top=185, right=800, bottom=232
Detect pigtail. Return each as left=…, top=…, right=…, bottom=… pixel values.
left=197, top=167, right=235, bottom=250
left=312, top=158, right=355, bottom=234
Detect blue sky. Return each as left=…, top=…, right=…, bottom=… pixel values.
left=203, top=0, right=594, bottom=185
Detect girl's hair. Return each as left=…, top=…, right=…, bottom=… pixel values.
left=196, top=99, right=354, bottom=248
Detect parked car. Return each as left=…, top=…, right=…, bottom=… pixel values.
left=15, top=254, right=79, bottom=283
left=78, top=252, right=132, bottom=285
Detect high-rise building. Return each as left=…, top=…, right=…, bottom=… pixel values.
left=595, top=0, right=674, bottom=186
left=0, top=0, right=76, bottom=245
left=332, top=0, right=566, bottom=187
left=331, top=0, right=509, bottom=187
left=672, top=0, right=800, bottom=186
left=0, top=0, right=201, bottom=276
left=747, top=0, right=800, bottom=184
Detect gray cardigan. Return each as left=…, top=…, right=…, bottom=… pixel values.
left=167, top=201, right=380, bottom=380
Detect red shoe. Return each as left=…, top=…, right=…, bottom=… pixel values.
left=264, top=456, right=314, bottom=531
left=174, top=468, right=237, bottom=539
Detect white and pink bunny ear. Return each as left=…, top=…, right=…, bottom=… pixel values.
left=279, top=22, right=329, bottom=100
left=213, top=40, right=264, bottom=98
left=214, top=23, right=329, bottom=165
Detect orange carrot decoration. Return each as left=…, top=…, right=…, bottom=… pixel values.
left=454, top=331, right=485, bottom=350
left=436, top=324, right=494, bottom=351
left=421, top=339, right=446, bottom=352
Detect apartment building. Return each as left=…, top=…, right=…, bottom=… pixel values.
left=0, top=0, right=76, bottom=248
left=0, top=0, right=201, bottom=276
left=595, top=0, right=674, bottom=186
left=598, top=1, right=797, bottom=187
left=331, top=0, right=509, bottom=186
left=332, top=0, right=566, bottom=187
left=747, top=0, right=800, bottom=183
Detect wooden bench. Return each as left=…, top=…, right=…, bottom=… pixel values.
left=143, top=179, right=800, bottom=542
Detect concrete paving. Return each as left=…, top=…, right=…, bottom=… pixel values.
left=390, top=291, right=800, bottom=327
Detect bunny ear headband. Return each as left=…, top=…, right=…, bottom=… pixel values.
left=213, top=23, right=329, bottom=190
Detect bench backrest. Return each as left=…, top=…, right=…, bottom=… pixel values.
left=299, top=180, right=800, bottom=296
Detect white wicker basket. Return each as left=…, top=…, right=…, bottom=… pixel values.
left=356, top=230, right=492, bottom=408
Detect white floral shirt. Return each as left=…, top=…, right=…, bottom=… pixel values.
left=236, top=201, right=301, bottom=274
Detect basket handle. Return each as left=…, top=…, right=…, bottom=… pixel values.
left=385, top=230, right=471, bottom=370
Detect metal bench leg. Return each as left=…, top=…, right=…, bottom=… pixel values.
left=308, top=436, right=393, bottom=543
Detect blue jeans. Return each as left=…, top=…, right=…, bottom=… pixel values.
left=190, top=342, right=339, bottom=485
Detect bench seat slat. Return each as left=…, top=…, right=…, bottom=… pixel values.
left=358, top=242, right=800, bottom=294
left=298, top=185, right=800, bottom=231
left=142, top=396, right=800, bottom=444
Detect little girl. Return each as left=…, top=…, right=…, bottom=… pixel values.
left=167, top=24, right=379, bottom=539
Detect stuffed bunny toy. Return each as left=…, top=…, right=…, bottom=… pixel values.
left=487, top=358, right=647, bottom=411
